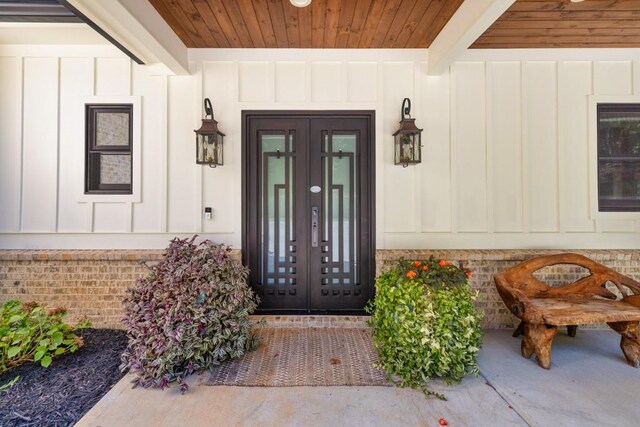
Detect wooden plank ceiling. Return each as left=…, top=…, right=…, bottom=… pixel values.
left=147, top=0, right=465, bottom=48
left=473, top=0, right=640, bottom=48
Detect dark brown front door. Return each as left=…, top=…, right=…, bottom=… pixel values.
left=243, top=111, right=375, bottom=312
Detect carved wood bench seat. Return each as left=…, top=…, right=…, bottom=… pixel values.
left=525, top=296, right=640, bottom=326
left=494, top=253, right=640, bottom=369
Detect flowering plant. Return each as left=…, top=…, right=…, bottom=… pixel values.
left=366, top=257, right=482, bottom=398
left=401, top=258, right=473, bottom=287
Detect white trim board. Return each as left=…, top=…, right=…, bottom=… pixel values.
left=1, top=232, right=638, bottom=250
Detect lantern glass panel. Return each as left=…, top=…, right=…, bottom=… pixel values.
left=197, top=133, right=205, bottom=163
left=411, top=133, right=421, bottom=163
left=395, top=132, right=421, bottom=165
left=213, top=135, right=223, bottom=166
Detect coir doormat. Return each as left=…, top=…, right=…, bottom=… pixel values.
left=204, top=328, right=390, bottom=387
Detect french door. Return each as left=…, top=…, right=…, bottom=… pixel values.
left=243, top=112, right=375, bottom=312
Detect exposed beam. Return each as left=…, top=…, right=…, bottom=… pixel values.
left=65, top=0, right=189, bottom=75
left=427, top=0, right=515, bottom=75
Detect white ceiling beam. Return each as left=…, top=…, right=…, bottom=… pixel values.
left=66, top=0, right=189, bottom=75
left=427, top=0, right=515, bottom=75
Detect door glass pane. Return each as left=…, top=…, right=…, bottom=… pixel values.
left=260, top=133, right=295, bottom=288
left=323, top=133, right=357, bottom=286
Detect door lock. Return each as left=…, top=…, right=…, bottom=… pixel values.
left=311, top=206, right=319, bottom=247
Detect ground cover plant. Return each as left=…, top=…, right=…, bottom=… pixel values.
left=121, top=236, right=259, bottom=391
left=366, top=258, right=483, bottom=398
left=1, top=300, right=89, bottom=375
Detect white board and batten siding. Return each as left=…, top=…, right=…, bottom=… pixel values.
left=0, top=46, right=639, bottom=249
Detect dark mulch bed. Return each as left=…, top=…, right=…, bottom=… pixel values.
left=0, top=329, right=127, bottom=427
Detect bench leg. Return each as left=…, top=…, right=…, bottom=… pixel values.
left=513, top=320, right=525, bottom=337
left=608, top=321, right=640, bottom=368
left=521, top=323, right=558, bottom=369
left=567, top=325, right=578, bottom=338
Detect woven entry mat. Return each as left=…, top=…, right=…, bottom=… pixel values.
left=204, top=328, right=391, bottom=387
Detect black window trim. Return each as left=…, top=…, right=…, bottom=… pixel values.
left=596, top=103, right=640, bottom=212
left=85, top=103, right=134, bottom=195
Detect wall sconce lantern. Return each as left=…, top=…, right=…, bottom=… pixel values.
left=195, top=98, right=225, bottom=168
left=393, top=98, right=423, bottom=167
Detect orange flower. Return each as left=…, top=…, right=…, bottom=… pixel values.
left=438, top=260, right=451, bottom=267
left=422, top=265, right=428, bottom=271
left=413, top=261, right=421, bottom=268
left=406, top=270, right=417, bottom=279
left=466, top=271, right=472, bottom=278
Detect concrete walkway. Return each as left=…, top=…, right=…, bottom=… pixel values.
left=78, top=330, right=640, bottom=427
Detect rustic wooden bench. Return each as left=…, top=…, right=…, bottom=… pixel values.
left=494, top=253, right=640, bottom=369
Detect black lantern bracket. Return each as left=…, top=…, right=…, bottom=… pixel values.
left=204, top=97, right=213, bottom=119
left=402, top=97, right=411, bottom=119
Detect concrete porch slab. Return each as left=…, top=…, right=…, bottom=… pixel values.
left=77, top=376, right=524, bottom=427
left=479, top=329, right=640, bottom=427
left=77, top=330, right=640, bottom=426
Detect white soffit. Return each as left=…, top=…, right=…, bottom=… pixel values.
left=428, top=0, right=516, bottom=75
left=0, top=22, right=108, bottom=45
left=67, top=0, right=189, bottom=75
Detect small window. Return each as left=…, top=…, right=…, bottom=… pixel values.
left=597, top=103, right=640, bottom=212
left=85, top=104, right=133, bottom=194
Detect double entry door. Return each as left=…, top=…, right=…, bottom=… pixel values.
left=243, top=112, right=375, bottom=312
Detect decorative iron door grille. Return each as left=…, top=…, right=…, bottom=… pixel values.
left=243, top=112, right=375, bottom=312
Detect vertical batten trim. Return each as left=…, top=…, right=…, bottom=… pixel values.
left=89, top=57, right=96, bottom=232
left=125, top=207, right=133, bottom=233
left=375, top=61, right=386, bottom=246
left=17, top=56, right=24, bottom=232
left=554, top=61, right=561, bottom=232
left=305, top=61, right=311, bottom=102
left=342, top=61, right=348, bottom=103
left=194, top=62, right=203, bottom=233
left=90, top=202, right=95, bottom=232
left=128, top=58, right=134, bottom=92
left=54, top=57, right=61, bottom=232
left=633, top=60, right=640, bottom=96
left=520, top=61, right=529, bottom=233
left=557, top=61, right=565, bottom=233
left=160, top=74, right=169, bottom=233
left=449, top=62, right=458, bottom=234
left=628, top=60, right=633, bottom=95
left=271, top=61, right=276, bottom=102
left=412, top=62, right=422, bottom=233
left=586, top=61, right=595, bottom=230
left=635, top=61, right=640, bottom=233
left=485, top=61, right=493, bottom=233
left=92, top=57, right=97, bottom=98
left=126, top=59, right=134, bottom=233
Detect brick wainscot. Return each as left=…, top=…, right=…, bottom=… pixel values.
left=1, top=249, right=639, bottom=329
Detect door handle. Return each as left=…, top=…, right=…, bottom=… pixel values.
left=311, top=206, right=319, bottom=248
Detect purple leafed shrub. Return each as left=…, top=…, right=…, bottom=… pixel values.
left=120, top=236, right=259, bottom=391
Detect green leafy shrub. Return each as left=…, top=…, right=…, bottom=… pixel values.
left=1, top=300, right=89, bottom=374
left=366, top=258, right=483, bottom=396
left=120, top=236, right=259, bottom=391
